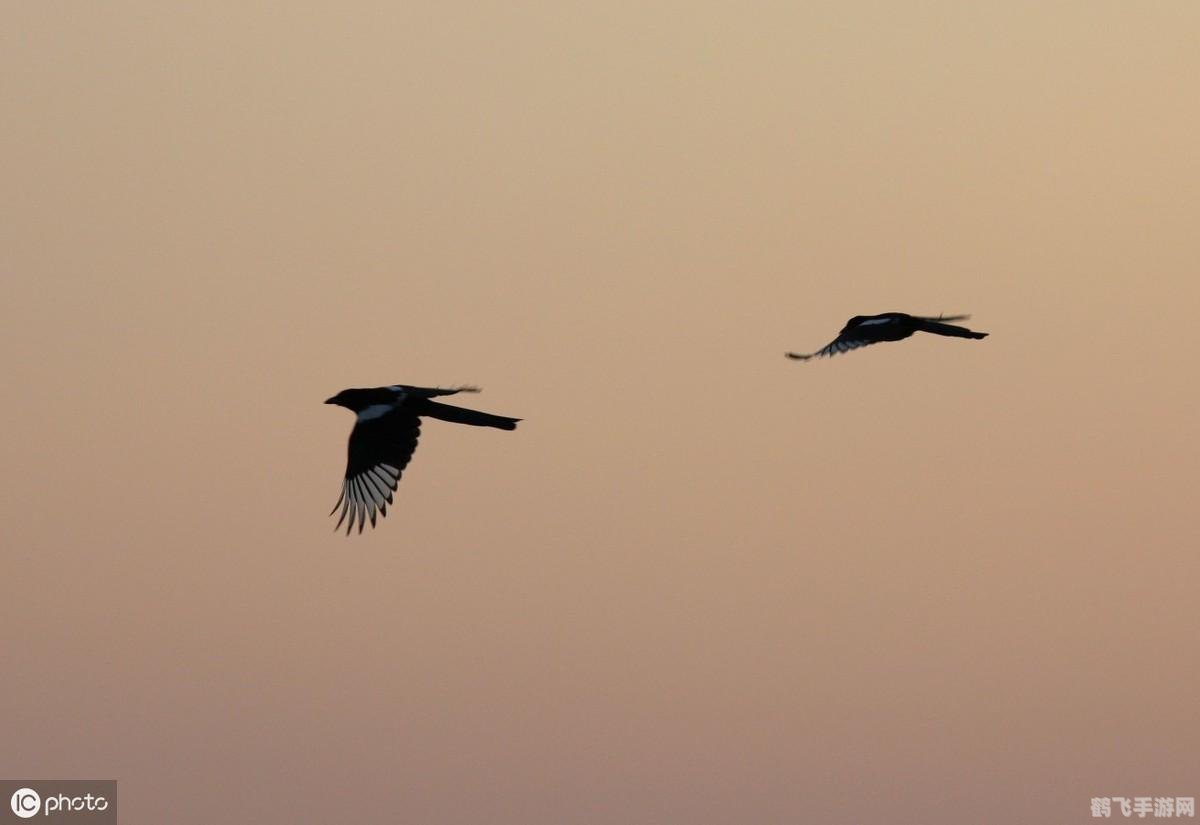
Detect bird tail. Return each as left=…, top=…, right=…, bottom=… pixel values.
left=914, top=318, right=988, bottom=339
left=420, top=400, right=520, bottom=430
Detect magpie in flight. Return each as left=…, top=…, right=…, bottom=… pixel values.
left=786, top=313, right=988, bottom=360
left=325, top=385, right=520, bottom=534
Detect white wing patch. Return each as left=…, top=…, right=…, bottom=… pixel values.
left=790, top=334, right=881, bottom=361
left=332, top=465, right=401, bottom=534
left=857, top=317, right=894, bottom=327
left=356, top=404, right=394, bottom=422
left=815, top=338, right=873, bottom=357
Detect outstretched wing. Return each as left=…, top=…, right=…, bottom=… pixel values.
left=915, top=313, right=970, bottom=323
left=390, top=384, right=480, bottom=398
left=330, top=411, right=421, bottom=534
left=786, top=336, right=880, bottom=360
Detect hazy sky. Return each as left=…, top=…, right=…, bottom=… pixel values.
left=2, top=2, right=1198, bottom=823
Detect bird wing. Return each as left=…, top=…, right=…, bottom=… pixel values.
left=330, top=411, right=421, bottom=534
left=391, top=384, right=480, bottom=398
left=914, top=313, right=970, bottom=323
left=786, top=335, right=880, bottom=360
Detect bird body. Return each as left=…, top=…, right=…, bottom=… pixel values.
left=786, top=313, right=987, bottom=360
left=324, top=385, right=519, bottom=534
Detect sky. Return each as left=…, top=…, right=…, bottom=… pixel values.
left=2, top=2, right=1198, bottom=823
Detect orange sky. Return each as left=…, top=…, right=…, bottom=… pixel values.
left=2, top=3, right=1198, bottom=823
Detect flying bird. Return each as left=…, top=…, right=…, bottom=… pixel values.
left=325, top=384, right=520, bottom=534
left=786, top=313, right=988, bottom=361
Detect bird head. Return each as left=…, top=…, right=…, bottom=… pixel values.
left=324, top=389, right=370, bottom=409
left=842, top=315, right=867, bottom=333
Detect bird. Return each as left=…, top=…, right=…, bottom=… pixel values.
left=324, top=384, right=520, bottom=534
left=786, top=313, right=987, bottom=361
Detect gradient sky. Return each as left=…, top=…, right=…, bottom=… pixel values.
left=2, top=3, right=1198, bottom=823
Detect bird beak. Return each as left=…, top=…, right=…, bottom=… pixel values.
left=324, top=397, right=337, bottom=405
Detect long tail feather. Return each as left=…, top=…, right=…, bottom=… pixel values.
left=420, top=400, right=520, bottom=430
left=915, top=319, right=987, bottom=339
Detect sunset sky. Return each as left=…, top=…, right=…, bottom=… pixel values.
left=2, top=3, right=1198, bottom=823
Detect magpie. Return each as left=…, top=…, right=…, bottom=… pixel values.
left=786, top=313, right=987, bottom=360
left=324, top=384, right=520, bottom=534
